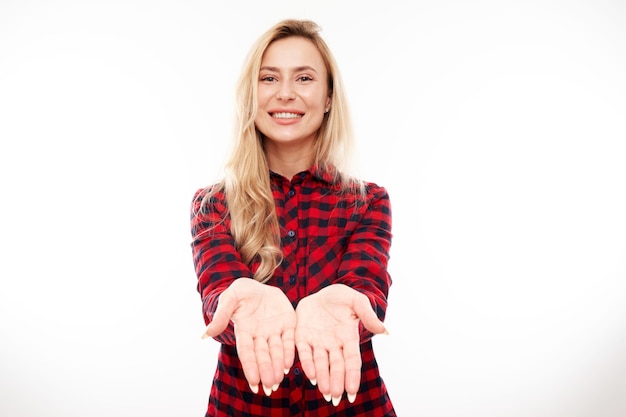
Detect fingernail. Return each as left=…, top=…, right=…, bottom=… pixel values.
left=323, top=393, right=331, bottom=402
left=284, top=368, right=290, bottom=375
left=263, top=385, right=272, bottom=396
left=382, top=327, right=390, bottom=335
left=249, top=384, right=258, bottom=394
left=309, top=378, right=317, bottom=386
left=272, top=383, right=279, bottom=392
left=332, top=396, right=341, bottom=406
left=348, top=393, right=356, bottom=403
left=201, top=332, right=209, bottom=339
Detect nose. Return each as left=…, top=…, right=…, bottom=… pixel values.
left=276, top=80, right=295, bottom=101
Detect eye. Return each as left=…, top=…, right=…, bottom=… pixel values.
left=297, top=75, right=313, bottom=82
left=260, top=75, right=277, bottom=82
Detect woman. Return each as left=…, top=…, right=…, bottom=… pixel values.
left=190, top=19, right=396, bottom=416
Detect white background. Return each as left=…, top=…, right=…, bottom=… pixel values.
left=1, top=1, right=625, bottom=416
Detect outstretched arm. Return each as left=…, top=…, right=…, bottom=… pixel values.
left=295, top=185, right=393, bottom=406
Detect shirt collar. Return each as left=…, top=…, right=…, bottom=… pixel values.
left=270, top=164, right=338, bottom=185
left=309, top=164, right=338, bottom=184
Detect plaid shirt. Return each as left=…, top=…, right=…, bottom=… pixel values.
left=190, top=166, right=396, bottom=417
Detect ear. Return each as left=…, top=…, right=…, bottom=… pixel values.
left=325, top=96, right=332, bottom=112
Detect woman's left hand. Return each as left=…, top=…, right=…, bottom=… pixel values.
left=294, top=284, right=387, bottom=407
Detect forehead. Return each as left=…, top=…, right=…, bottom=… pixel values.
left=261, top=36, right=326, bottom=71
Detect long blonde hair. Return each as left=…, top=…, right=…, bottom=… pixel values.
left=200, top=19, right=362, bottom=283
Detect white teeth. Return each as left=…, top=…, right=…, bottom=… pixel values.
left=272, top=112, right=302, bottom=119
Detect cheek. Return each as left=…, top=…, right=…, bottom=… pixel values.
left=302, top=93, right=326, bottom=110
left=256, top=84, right=276, bottom=103
left=253, top=111, right=267, bottom=131
left=314, top=91, right=330, bottom=109
left=256, top=87, right=273, bottom=107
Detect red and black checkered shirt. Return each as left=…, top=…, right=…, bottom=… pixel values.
left=190, top=166, right=396, bottom=416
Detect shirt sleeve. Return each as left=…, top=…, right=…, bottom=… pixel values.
left=335, top=184, right=393, bottom=343
left=190, top=187, right=253, bottom=345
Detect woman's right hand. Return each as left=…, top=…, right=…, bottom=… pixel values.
left=202, top=278, right=296, bottom=395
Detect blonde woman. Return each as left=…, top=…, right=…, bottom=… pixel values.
left=190, top=19, right=396, bottom=416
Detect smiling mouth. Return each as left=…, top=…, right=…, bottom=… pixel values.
left=271, top=112, right=303, bottom=119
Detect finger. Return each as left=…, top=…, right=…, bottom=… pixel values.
left=235, top=331, right=260, bottom=392
left=313, top=346, right=331, bottom=400
left=295, top=340, right=317, bottom=385
left=253, top=336, right=275, bottom=395
left=282, top=327, right=295, bottom=375
left=328, top=348, right=345, bottom=406
left=268, top=334, right=285, bottom=386
left=352, top=294, right=387, bottom=335
left=342, top=336, right=362, bottom=400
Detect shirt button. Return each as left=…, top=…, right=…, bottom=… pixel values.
left=289, top=276, right=296, bottom=284
left=287, top=230, right=295, bottom=238
left=288, top=189, right=295, bottom=197
left=294, top=368, right=301, bottom=376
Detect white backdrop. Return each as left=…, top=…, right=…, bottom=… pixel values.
left=1, top=1, right=625, bottom=416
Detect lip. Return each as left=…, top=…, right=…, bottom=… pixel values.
left=269, top=108, right=305, bottom=115
left=268, top=109, right=305, bottom=125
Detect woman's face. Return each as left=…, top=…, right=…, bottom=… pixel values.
left=255, top=36, right=331, bottom=149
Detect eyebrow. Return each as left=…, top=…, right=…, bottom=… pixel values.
left=259, top=65, right=318, bottom=73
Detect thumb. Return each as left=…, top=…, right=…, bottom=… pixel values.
left=201, top=293, right=236, bottom=339
left=352, top=294, right=389, bottom=336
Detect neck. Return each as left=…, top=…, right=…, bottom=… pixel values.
left=265, top=141, right=314, bottom=179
